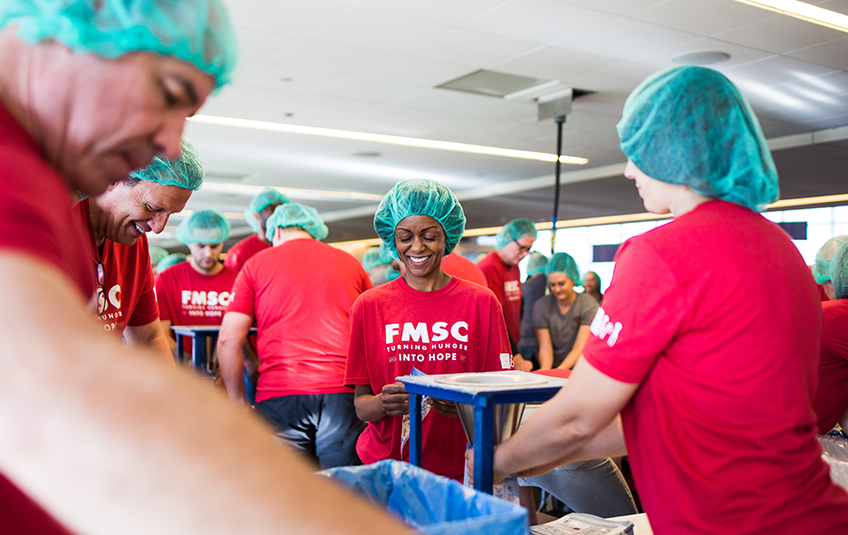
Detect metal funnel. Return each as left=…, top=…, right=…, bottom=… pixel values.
left=457, top=402, right=525, bottom=446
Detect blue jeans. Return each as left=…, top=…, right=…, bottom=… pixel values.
left=255, top=393, right=365, bottom=469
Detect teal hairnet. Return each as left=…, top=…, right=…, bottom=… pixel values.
left=812, top=236, right=848, bottom=284
left=176, top=209, right=230, bottom=245
left=386, top=265, right=401, bottom=282
left=0, top=0, right=237, bottom=88
left=545, top=252, right=581, bottom=285
left=495, top=218, right=538, bottom=249
left=617, top=66, right=778, bottom=212
left=155, top=252, right=187, bottom=274
left=362, top=243, right=396, bottom=272
left=149, top=246, right=168, bottom=266
left=526, top=252, right=548, bottom=276
left=265, top=203, right=328, bottom=241
left=130, top=138, right=204, bottom=190
left=831, top=242, right=848, bottom=300
left=244, top=189, right=290, bottom=234
left=374, top=179, right=466, bottom=256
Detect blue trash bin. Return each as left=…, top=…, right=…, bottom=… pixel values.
left=322, top=460, right=528, bottom=535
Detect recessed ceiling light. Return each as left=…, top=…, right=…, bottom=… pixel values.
left=352, top=151, right=381, bottom=157
left=731, top=0, right=848, bottom=33
left=672, top=51, right=731, bottom=66
left=189, top=115, right=588, bottom=165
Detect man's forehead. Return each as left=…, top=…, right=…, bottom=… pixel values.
left=135, top=180, right=192, bottom=209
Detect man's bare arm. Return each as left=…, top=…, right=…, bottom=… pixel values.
left=217, top=311, right=253, bottom=404
left=0, top=253, right=412, bottom=535
left=123, top=319, right=175, bottom=365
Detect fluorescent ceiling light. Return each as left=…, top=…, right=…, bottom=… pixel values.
left=732, top=0, right=848, bottom=33
left=189, top=115, right=588, bottom=165
left=200, top=182, right=384, bottom=202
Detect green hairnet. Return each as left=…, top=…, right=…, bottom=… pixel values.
left=495, top=218, right=538, bottom=249
left=374, top=179, right=466, bottom=256
left=0, top=0, right=237, bottom=88
left=526, top=252, right=548, bottom=276
left=362, top=243, right=396, bottom=272
left=831, top=242, right=848, bottom=300
left=812, top=235, right=848, bottom=284
left=130, top=138, right=204, bottom=190
left=176, top=209, right=230, bottom=245
left=155, top=252, right=187, bottom=274
left=265, top=203, right=328, bottom=241
left=244, top=189, right=290, bottom=235
left=149, top=246, right=168, bottom=265
left=617, top=66, right=778, bottom=212
left=545, top=252, right=581, bottom=285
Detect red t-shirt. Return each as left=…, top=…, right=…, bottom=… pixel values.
left=75, top=199, right=159, bottom=336
left=814, top=299, right=848, bottom=434
left=478, top=251, right=522, bottom=346
left=227, top=238, right=372, bottom=401
left=441, top=253, right=487, bottom=287
left=345, top=276, right=513, bottom=481
left=224, top=233, right=268, bottom=272
left=155, top=261, right=238, bottom=351
left=0, top=103, right=90, bottom=533
left=583, top=200, right=848, bottom=535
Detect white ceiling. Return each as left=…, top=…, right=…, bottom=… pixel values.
left=158, top=0, right=848, bottom=247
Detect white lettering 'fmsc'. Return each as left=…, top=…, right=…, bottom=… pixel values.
left=191, top=291, right=207, bottom=306
left=385, top=323, right=400, bottom=344
left=402, top=322, right=429, bottom=343
left=431, top=322, right=449, bottom=342
left=450, top=321, right=468, bottom=342
left=181, top=290, right=192, bottom=306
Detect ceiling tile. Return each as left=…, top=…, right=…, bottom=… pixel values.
left=725, top=55, right=838, bottom=90
left=552, top=17, right=701, bottom=62
left=814, top=0, right=848, bottom=16
left=302, top=7, right=446, bottom=52
left=232, top=27, right=294, bottom=64
left=355, top=54, right=476, bottom=86
left=236, top=63, right=343, bottom=92
left=712, top=13, right=846, bottom=54
left=223, top=0, right=343, bottom=34
left=313, top=75, right=421, bottom=104
left=784, top=36, right=848, bottom=70
left=459, top=0, right=617, bottom=45
left=491, top=46, right=617, bottom=83
left=551, top=0, right=667, bottom=15
left=261, top=38, right=393, bottom=74
left=403, top=28, right=541, bottom=67
left=349, top=0, right=511, bottom=25
left=629, top=0, right=772, bottom=36
left=631, top=37, right=774, bottom=73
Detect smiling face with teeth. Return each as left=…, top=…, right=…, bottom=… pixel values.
left=394, top=214, right=451, bottom=292
left=88, top=178, right=193, bottom=248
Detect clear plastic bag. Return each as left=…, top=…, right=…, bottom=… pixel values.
left=819, top=435, right=848, bottom=492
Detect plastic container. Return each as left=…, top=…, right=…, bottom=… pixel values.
left=322, top=460, right=529, bottom=535
left=819, top=434, right=848, bottom=492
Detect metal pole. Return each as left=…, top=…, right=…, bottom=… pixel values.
left=552, top=115, right=566, bottom=251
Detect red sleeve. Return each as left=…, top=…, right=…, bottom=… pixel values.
left=127, top=257, right=159, bottom=327
left=344, top=295, right=371, bottom=387
left=225, top=264, right=257, bottom=318
left=582, top=238, right=687, bottom=384
left=223, top=246, right=242, bottom=272
left=479, top=259, right=506, bottom=304
left=484, top=293, right=514, bottom=371
left=154, top=270, right=173, bottom=323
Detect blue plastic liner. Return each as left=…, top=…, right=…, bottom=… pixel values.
left=322, top=460, right=528, bottom=535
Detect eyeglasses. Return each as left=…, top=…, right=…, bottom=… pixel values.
left=512, top=239, right=532, bottom=254
left=95, top=261, right=106, bottom=317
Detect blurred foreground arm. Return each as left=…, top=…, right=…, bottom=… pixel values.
left=0, top=253, right=412, bottom=535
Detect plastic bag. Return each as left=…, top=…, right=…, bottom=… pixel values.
left=322, top=460, right=528, bottom=535
left=819, top=435, right=848, bottom=492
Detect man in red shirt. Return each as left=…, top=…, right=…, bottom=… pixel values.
left=224, top=188, right=290, bottom=272
left=218, top=203, right=372, bottom=468
left=0, top=3, right=411, bottom=534
left=76, top=139, right=205, bottom=364
left=156, top=209, right=238, bottom=360
left=478, top=218, right=538, bottom=372
left=814, top=241, right=848, bottom=434
left=483, top=66, right=848, bottom=535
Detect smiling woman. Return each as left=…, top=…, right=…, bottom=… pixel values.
left=345, top=178, right=515, bottom=481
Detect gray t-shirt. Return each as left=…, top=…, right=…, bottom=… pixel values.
left=532, top=292, right=599, bottom=368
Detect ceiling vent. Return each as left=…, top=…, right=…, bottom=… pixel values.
left=436, top=69, right=558, bottom=99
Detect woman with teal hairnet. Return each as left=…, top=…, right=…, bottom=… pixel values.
left=345, top=179, right=513, bottom=481
left=485, top=66, right=848, bottom=534
left=813, top=241, right=848, bottom=436
left=811, top=235, right=848, bottom=301
left=532, top=253, right=597, bottom=371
